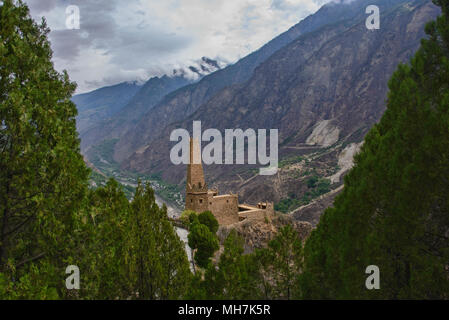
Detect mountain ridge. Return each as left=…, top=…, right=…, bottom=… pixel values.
left=76, top=57, right=224, bottom=152
left=120, top=0, right=440, bottom=215
left=112, top=0, right=397, bottom=163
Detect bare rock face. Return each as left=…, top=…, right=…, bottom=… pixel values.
left=115, top=1, right=441, bottom=234
left=328, top=142, right=364, bottom=184
left=79, top=1, right=440, bottom=232
left=306, top=120, right=340, bottom=147
left=113, top=0, right=385, bottom=164
left=217, top=212, right=313, bottom=253
left=122, top=2, right=440, bottom=209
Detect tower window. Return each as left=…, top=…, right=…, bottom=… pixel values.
left=190, top=199, right=193, bottom=203
left=199, top=199, right=203, bottom=204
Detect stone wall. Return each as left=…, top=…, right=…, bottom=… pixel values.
left=209, top=194, right=239, bottom=226
left=185, top=191, right=210, bottom=213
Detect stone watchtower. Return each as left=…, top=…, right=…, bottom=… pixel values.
left=185, top=138, right=210, bottom=213
left=184, top=138, right=272, bottom=226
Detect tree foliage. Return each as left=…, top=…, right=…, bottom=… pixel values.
left=187, top=226, right=304, bottom=300
left=301, top=0, right=449, bottom=299
left=124, top=181, right=191, bottom=299
left=0, top=0, right=89, bottom=297
left=188, top=221, right=219, bottom=269
left=0, top=2, right=191, bottom=300
left=198, top=211, right=219, bottom=234
left=257, top=225, right=303, bottom=300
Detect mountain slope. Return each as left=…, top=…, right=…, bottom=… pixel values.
left=79, top=75, right=192, bottom=151
left=73, top=82, right=141, bottom=136
left=121, top=0, right=440, bottom=209
left=78, top=57, right=223, bottom=153
left=113, top=0, right=397, bottom=163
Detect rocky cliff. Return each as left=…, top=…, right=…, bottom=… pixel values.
left=217, top=211, right=313, bottom=253
left=113, top=0, right=399, bottom=164
left=121, top=0, right=440, bottom=219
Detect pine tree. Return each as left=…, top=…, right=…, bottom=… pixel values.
left=187, top=211, right=219, bottom=270
left=185, top=230, right=263, bottom=300
left=124, top=181, right=191, bottom=299
left=257, top=225, right=303, bottom=300
left=198, top=211, right=219, bottom=234
left=188, top=221, right=219, bottom=269
left=0, top=0, right=89, bottom=297
left=74, top=179, right=130, bottom=299
left=213, top=230, right=262, bottom=299
left=301, top=0, right=449, bottom=299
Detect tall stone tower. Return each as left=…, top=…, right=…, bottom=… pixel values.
left=185, top=138, right=209, bottom=213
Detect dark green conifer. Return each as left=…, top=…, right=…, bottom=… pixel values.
left=301, top=0, right=449, bottom=299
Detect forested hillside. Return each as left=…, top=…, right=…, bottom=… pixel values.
left=301, top=0, right=449, bottom=299
left=1, top=0, right=448, bottom=300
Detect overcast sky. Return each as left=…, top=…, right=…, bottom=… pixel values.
left=24, top=0, right=336, bottom=93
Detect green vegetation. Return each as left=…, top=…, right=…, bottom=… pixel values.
left=186, top=225, right=304, bottom=299
left=279, top=155, right=304, bottom=168
left=187, top=212, right=219, bottom=269
left=275, top=177, right=331, bottom=213
left=275, top=198, right=302, bottom=213
left=75, top=179, right=190, bottom=299
left=0, top=1, right=190, bottom=299
left=301, top=0, right=449, bottom=299
left=180, top=210, right=196, bottom=224
left=0, top=0, right=89, bottom=299
left=258, top=225, right=303, bottom=299
left=198, top=211, right=219, bottom=234
left=124, top=182, right=190, bottom=299
left=306, top=177, right=331, bottom=198
left=2, top=0, right=449, bottom=300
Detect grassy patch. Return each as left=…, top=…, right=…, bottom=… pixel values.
left=279, top=155, right=304, bottom=168
left=86, top=140, right=184, bottom=206
left=275, top=177, right=331, bottom=213
left=274, top=198, right=302, bottom=213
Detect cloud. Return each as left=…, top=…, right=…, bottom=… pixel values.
left=26, top=0, right=58, bottom=13
left=326, top=0, right=358, bottom=5
left=24, top=0, right=335, bottom=93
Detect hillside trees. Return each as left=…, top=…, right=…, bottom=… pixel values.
left=0, top=0, right=89, bottom=297
left=186, top=225, right=305, bottom=300
left=257, top=224, right=304, bottom=300
left=0, top=0, right=191, bottom=299
left=61, top=179, right=191, bottom=300
left=188, top=212, right=219, bottom=269
left=301, top=0, right=449, bottom=299
left=58, top=179, right=191, bottom=300
left=124, top=181, right=191, bottom=299
left=198, top=211, right=219, bottom=234
left=203, top=230, right=262, bottom=300
left=72, top=179, right=130, bottom=299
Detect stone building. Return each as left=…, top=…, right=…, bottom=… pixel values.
left=185, top=139, right=274, bottom=226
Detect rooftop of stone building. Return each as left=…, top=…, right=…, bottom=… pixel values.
left=213, top=194, right=237, bottom=199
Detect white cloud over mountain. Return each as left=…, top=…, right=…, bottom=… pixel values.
left=25, top=0, right=336, bottom=93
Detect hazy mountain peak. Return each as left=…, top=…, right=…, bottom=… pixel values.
left=172, top=57, right=226, bottom=80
